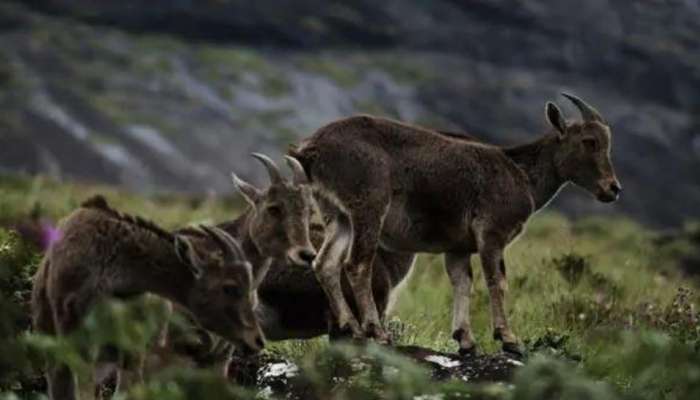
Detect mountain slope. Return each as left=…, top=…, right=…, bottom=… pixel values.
left=0, top=1, right=698, bottom=226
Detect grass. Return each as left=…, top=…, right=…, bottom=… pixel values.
left=390, top=213, right=680, bottom=355
left=0, top=173, right=698, bottom=399
left=0, top=174, right=245, bottom=229
left=267, top=199, right=699, bottom=395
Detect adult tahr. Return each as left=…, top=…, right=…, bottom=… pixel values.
left=290, top=93, right=620, bottom=356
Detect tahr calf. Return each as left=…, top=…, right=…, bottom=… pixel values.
left=218, top=153, right=317, bottom=283
left=31, top=196, right=262, bottom=400
left=290, top=93, right=621, bottom=355
left=163, top=154, right=317, bottom=373
left=256, top=222, right=415, bottom=341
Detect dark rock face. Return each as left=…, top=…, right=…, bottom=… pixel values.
left=397, top=346, right=521, bottom=383
left=1, top=1, right=698, bottom=226
left=227, top=345, right=521, bottom=400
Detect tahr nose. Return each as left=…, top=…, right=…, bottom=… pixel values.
left=255, top=335, right=265, bottom=350
left=610, top=181, right=622, bottom=196
left=240, top=336, right=264, bottom=356
left=298, top=248, right=317, bottom=265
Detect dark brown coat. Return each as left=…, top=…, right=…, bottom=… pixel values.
left=32, top=196, right=261, bottom=400
left=289, top=93, right=621, bottom=355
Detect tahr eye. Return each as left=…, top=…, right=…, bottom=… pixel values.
left=582, top=138, right=598, bottom=152
left=267, top=206, right=283, bottom=217
left=222, top=285, right=241, bottom=297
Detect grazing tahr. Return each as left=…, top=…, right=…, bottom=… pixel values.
left=31, top=196, right=263, bottom=400
left=289, top=93, right=621, bottom=355
left=161, top=154, right=317, bottom=373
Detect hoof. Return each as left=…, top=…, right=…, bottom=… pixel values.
left=330, top=323, right=359, bottom=341
left=328, top=314, right=363, bottom=341
left=493, top=329, right=518, bottom=345
left=452, top=328, right=477, bottom=357
left=364, top=323, right=391, bottom=345
left=458, top=345, right=479, bottom=358
left=502, top=342, right=525, bottom=359
left=329, top=324, right=351, bottom=339
left=492, top=330, right=504, bottom=342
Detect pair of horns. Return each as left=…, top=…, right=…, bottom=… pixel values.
left=250, top=153, right=307, bottom=185
left=199, top=225, right=246, bottom=261
left=561, top=92, right=605, bottom=124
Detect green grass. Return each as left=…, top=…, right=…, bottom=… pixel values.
left=391, top=213, right=686, bottom=355
left=0, top=174, right=244, bottom=229
left=0, top=174, right=698, bottom=399
left=269, top=211, right=695, bottom=365
left=267, top=202, right=699, bottom=396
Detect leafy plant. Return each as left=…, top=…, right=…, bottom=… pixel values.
left=0, top=228, right=42, bottom=393
left=552, top=252, right=590, bottom=287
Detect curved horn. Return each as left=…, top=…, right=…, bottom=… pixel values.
left=251, top=153, right=283, bottom=184
left=561, top=92, right=605, bottom=123
left=200, top=225, right=246, bottom=261
left=284, top=155, right=308, bottom=185
left=174, top=235, right=204, bottom=279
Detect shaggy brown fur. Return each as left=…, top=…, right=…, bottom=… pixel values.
left=290, top=93, right=621, bottom=355
left=221, top=154, right=317, bottom=278
left=158, top=155, right=317, bottom=376
left=249, top=135, right=484, bottom=341
left=255, top=222, right=415, bottom=340
left=32, top=195, right=261, bottom=400
left=176, top=155, right=318, bottom=335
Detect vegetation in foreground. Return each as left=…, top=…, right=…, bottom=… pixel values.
left=0, top=174, right=698, bottom=399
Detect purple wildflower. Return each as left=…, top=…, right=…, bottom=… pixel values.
left=41, top=223, right=62, bottom=251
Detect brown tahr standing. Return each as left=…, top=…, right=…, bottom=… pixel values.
left=289, top=93, right=621, bottom=356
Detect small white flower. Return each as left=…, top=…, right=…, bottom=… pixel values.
left=424, top=355, right=461, bottom=368
left=261, top=361, right=299, bottom=379
left=413, top=394, right=445, bottom=400
left=256, top=386, right=274, bottom=399
left=383, top=365, right=400, bottom=380
left=0, top=243, right=12, bottom=254
left=506, top=358, right=524, bottom=367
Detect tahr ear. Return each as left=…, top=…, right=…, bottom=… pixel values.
left=545, top=101, right=567, bottom=139
left=231, top=173, right=262, bottom=209
left=174, top=235, right=204, bottom=280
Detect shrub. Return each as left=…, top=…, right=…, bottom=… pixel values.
left=636, top=287, right=699, bottom=347
left=552, top=252, right=590, bottom=287
left=511, top=355, right=617, bottom=400
left=0, top=228, right=41, bottom=393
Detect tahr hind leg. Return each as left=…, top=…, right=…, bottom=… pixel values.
left=445, top=252, right=478, bottom=356
left=476, top=230, right=522, bottom=357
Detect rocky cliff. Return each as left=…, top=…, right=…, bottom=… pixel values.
left=0, top=0, right=698, bottom=226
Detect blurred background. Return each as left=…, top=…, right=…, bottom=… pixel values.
left=0, top=0, right=698, bottom=227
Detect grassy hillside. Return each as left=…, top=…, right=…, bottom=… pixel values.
left=0, top=174, right=698, bottom=399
